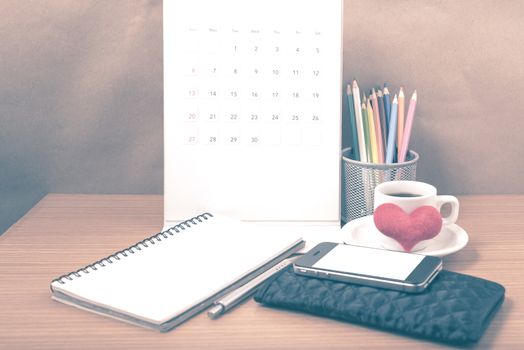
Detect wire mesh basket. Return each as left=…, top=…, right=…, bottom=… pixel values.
left=341, top=147, right=419, bottom=223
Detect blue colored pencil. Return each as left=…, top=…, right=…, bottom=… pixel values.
left=346, top=84, right=360, bottom=160
left=383, top=86, right=391, bottom=135
left=377, top=89, right=387, bottom=148
left=385, top=94, right=398, bottom=164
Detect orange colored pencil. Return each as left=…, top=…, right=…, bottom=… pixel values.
left=371, top=89, right=385, bottom=163
left=366, top=97, right=378, bottom=163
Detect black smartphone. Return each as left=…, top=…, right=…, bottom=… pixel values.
left=293, top=242, right=442, bottom=293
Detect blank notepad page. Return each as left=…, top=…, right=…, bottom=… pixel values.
left=51, top=216, right=301, bottom=324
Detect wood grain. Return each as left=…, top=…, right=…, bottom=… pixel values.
left=0, top=194, right=522, bottom=349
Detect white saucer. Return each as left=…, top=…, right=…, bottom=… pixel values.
left=341, top=215, right=469, bottom=257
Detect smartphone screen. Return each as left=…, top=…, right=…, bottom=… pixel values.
left=312, top=244, right=425, bottom=280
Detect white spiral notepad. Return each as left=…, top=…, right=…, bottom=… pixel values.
left=50, top=214, right=304, bottom=331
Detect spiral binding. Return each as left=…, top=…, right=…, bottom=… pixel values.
left=52, top=213, right=213, bottom=285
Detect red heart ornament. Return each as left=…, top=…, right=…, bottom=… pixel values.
left=373, top=203, right=443, bottom=252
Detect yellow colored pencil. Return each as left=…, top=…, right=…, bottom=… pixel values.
left=367, top=98, right=378, bottom=163
left=397, top=87, right=405, bottom=160
left=362, top=95, right=372, bottom=163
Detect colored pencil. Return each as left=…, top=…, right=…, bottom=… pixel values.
left=345, top=80, right=418, bottom=165
left=383, top=86, right=391, bottom=131
left=397, top=87, right=405, bottom=160
left=352, top=80, right=367, bottom=162
left=385, top=94, right=398, bottom=164
left=362, top=95, right=369, bottom=162
left=366, top=97, right=378, bottom=163
left=377, top=89, right=387, bottom=149
left=346, top=85, right=360, bottom=160
left=398, top=90, right=417, bottom=162
left=361, top=102, right=371, bottom=163
left=370, top=89, right=384, bottom=163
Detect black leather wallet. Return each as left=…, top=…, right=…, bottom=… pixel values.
left=254, top=267, right=505, bottom=344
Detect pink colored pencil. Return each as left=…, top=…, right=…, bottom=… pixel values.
left=397, top=87, right=405, bottom=158
left=370, top=89, right=385, bottom=163
left=398, top=91, right=417, bottom=162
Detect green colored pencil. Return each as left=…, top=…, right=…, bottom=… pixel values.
left=346, top=84, right=360, bottom=160
left=361, top=101, right=371, bottom=163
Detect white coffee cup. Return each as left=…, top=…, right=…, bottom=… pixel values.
left=373, top=181, right=459, bottom=251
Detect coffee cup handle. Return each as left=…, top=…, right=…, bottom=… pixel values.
left=436, top=195, right=459, bottom=225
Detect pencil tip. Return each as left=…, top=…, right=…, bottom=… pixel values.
left=347, top=84, right=352, bottom=94
left=384, top=86, right=390, bottom=94
left=412, top=90, right=417, bottom=100
left=393, top=94, right=398, bottom=103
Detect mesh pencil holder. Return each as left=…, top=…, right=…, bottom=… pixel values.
left=341, top=148, right=419, bottom=223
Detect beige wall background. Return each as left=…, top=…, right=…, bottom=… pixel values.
left=1, top=0, right=523, bottom=232
left=343, top=0, right=523, bottom=195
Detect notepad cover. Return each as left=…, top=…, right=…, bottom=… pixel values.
left=254, top=267, right=505, bottom=344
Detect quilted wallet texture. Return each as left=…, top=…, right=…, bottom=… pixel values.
left=254, top=267, right=505, bottom=344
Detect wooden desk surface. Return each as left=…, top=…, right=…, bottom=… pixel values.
left=1, top=194, right=522, bottom=349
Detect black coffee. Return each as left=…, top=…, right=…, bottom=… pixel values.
left=387, top=192, right=422, bottom=198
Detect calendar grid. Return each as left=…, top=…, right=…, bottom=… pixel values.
left=173, top=22, right=329, bottom=147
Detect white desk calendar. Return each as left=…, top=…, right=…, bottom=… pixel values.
left=164, top=0, right=343, bottom=227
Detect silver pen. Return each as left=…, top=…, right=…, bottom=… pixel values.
left=208, top=256, right=297, bottom=319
